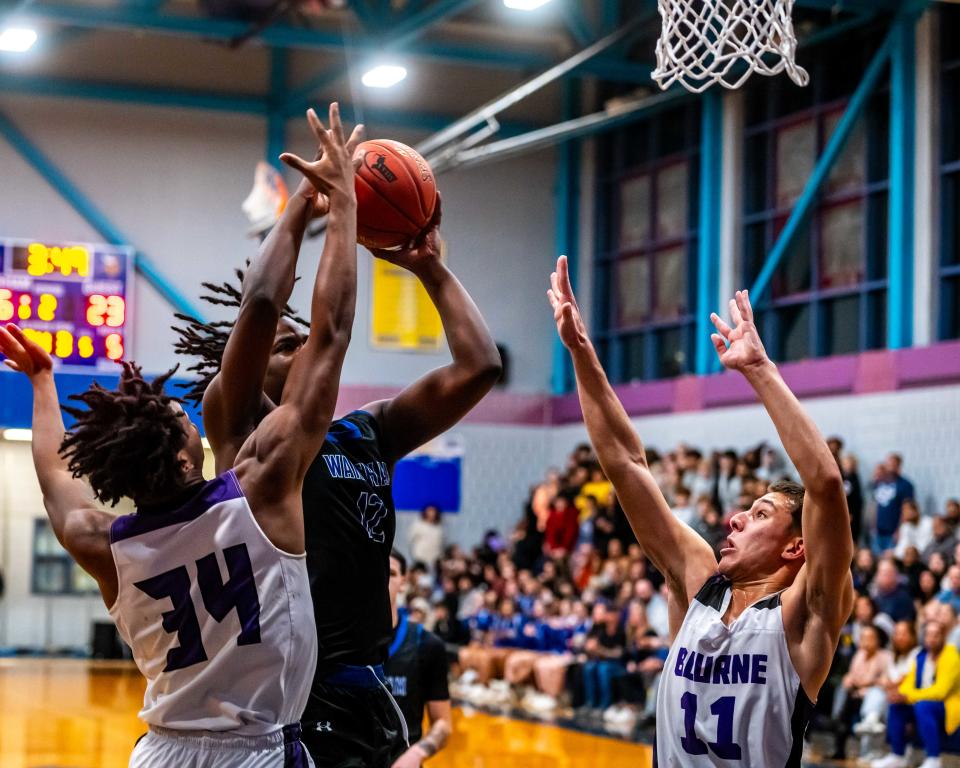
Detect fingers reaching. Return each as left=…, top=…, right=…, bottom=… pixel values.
left=329, top=102, right=345, bottom=146
left=711, top=333, right=727, bottom=357
left=346, top=124, right=365, bottom=157
left=710, top=312, right=733, bottom=340
left=306, top=109, right=333, bottom=153
left=737, top=289, right=754, bottom=323
left=729, top=298, right=743, bottom=327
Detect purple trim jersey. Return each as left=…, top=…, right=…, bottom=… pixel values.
left=108, top=471, right=316, bottom=735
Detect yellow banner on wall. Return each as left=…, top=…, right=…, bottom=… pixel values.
left=370, top=253, right=444, bottom=352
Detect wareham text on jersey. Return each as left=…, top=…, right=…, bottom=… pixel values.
left=321, top=454, right=390, bottom=487
left=674, top=647, right=769, bottom=685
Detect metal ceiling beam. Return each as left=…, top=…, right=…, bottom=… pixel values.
left=22, top=3, right=653, bottom=82
left=286, top=0, right=483, bottom=110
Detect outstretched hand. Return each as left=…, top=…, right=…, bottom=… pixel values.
left=280, top=103, right=364, bottom=204
left=547, top=255, right=587, bottom=350
left=369, top=194, right=443, bottom=274
left=709, top=289, right=770, bottom=373
left=0, top=323, right=54, bottom=380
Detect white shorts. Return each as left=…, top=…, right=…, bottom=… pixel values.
left=130, top=724, right=315, bottom=768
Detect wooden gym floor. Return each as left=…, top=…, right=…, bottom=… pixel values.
left=0, top=658, right=654, bottom=768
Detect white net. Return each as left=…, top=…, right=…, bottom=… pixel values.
left=652, top=0, right=810, bottom=94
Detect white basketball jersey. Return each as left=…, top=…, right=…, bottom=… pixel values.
left=656, top=575, right=813, bottom=767
left=108, top=470, right=317, bottom=735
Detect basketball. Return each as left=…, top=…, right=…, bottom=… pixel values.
left=354, top=139, right=438, bottom=250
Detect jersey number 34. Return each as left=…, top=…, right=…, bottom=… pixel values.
left=134, top=543, right=262, bottom=672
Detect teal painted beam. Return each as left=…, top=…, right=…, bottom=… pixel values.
left=750, top=32, right=892, bottom=303
left=696, top=90, right=723, bottom=375
left=0, top=109, right=204, bottom=321
left=551, top=80, right=580, bottom=396
left=561, top=0, right=594, bottom=47
left=0, top=73, right=268, bottom=114
left=887, top=10, right=918, bottom=349
left=285, top=0, right=482, bottom=109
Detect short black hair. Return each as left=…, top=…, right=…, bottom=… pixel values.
left=769, top=479, right=805, bottom=533
left=390, top=549, right=407, bottom=576
left=59, top=362, right=188, bottom=506
left=170, top=266, right=308, bottom=408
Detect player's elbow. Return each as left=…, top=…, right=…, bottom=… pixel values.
left=473, top=351, right=503, bottom=389
left=808, top=464, right=844, bottom=498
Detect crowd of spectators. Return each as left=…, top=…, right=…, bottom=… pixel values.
left=396, top=439, right=960, bottom=764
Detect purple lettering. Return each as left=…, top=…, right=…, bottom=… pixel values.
left=752, top=654, right=768, bottom=684
left=675, top=647, right=688, bottom=677
left=731, top=654, right=750, bottom=684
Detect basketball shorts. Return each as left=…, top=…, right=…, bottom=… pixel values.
left=301, top=664, right=409, bottom=768
left=130, top=723, right=314, bottom=768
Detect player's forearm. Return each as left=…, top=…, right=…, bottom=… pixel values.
left=416, top=716, right=452, bottom=758
left=741, top=359, right=842, bottom=495
left=30, top=371, right=71, bottom=486
left=242, top=182, right=314, bottom=309
left=568, top=339, right=647, bottom=478
left=308, top=191, right=358, bottom=343
left=418, top=261, right=501, bottom=383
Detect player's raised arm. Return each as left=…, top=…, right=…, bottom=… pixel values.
left=0, top=324, right=115, bottom=601
left=547, top=256, right=716, bottom=609
left=363, top=204, right=502, bottom=465
left=234, top=106, right=359, bottom=545
left=710, top=291, right=854, bottom=630
left=203, top=104, right=364, bottom=473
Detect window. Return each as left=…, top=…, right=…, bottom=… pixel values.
left=742, top=27, right=889, bottom=362
left=32, top=519, right=98, bottom=595
left=595, top=103, right=700, bottom=382
left=940, top=4, right=960, bottom=340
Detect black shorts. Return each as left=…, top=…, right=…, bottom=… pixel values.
left=301, top=665, right=408, bottom=768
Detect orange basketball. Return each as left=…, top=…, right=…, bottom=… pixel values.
left=354, top=139, right=438, bottom=250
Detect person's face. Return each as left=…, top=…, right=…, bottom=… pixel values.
left=388, top=556, right=405, bottom=611
left=172, top=403, right=205, bottom=477
left=949, top=566, right=960, bottom=592
left=931, top=553, right=947, bottom=575
left=886, top=454, right=902, bottom=475
left=263, top=318, right=306, bottom=404
left=875, top=561, right=898, bottom=592
left=893, top=622, right=915, bottom=653
left=860, top=627, right=880, bottom=654
left=920, top=570, right=937, bottom=594
left=854, top=596, right=875, bottom=623
left=607, top=540, right=623, bottom=559
left=934, top=517, right=948, bottom=538
left=946, top=501, right=960, bottom=520
left=719, top=455, right=735, bottom=474
left=591, top=603, right=606, bottom=622
left=855, top=548, right=874, bottom=570
left=841, top=455, right=856, bottom=475
left=902, top=502, right=919, bottom=524
left=937, top=602, right=958, bottom=629
left=925, top=621, right=946, bottom=654
left=423, top=505, right=440, bottom=523
left=718, top=493, right=803, bottom=579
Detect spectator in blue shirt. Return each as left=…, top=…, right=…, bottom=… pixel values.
left=872, top=558, right=917, bottom=623
left=939, top=566, right=960, bottom=614
left=871, top=453, right=916, bottom=554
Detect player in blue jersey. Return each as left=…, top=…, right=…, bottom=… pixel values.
left=172, top=103, right=500, bottom=767
left=547, top=255, right=854, bottom=767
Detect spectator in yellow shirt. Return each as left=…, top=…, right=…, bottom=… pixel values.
left=873, top=621, right=960, bottom=768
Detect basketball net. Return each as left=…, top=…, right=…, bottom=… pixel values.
left=652, top=0, right=810, bottom=94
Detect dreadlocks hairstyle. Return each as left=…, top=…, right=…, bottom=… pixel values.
left=59, top=362, right=189, bottom=507
left=171, top=266, right=308, bottom=408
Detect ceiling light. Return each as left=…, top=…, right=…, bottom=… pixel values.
left=362, top=65, right=407, bottom=89
left=0, top=27, right=38, bottom=53
left=503, top=0, right=552, bottom=10
left=1, top=428, right=33, bottom=442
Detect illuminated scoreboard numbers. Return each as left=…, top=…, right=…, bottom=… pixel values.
left=78, top=335, right=94, bottom=359
left=0, top=288, right=11, bottom=322
left=86, top=294, right=125, bottom=328
left=105, top=333, right=124, bottom=361
left=26, top=243, right=90, bottom=278
left=38, top=294, right=57, bottom=322
left=21, top=327, right=53, bottom=354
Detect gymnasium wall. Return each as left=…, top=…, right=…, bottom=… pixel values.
left=550, top=384, right=960, bottom=521
left=0, top=95, right=557, bottom=393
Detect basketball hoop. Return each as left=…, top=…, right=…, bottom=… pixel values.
left=652, top=0, right=810, bottom=94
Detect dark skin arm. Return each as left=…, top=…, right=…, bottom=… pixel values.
left=204, top=104, right=363, bottom=474
left=0, top=324, right=117, bottom=606
left=232, top=107, right=360, bottom=554
left=363, top=206, right=502, bottom=466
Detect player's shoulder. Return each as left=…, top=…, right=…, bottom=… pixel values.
left=326, top=409, right=384, bottom=445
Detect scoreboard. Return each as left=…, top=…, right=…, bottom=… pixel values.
left=0, top=238, right=134, bottom=371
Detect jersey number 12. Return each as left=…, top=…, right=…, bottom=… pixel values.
left=134, top=543, right=263, bottom=672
